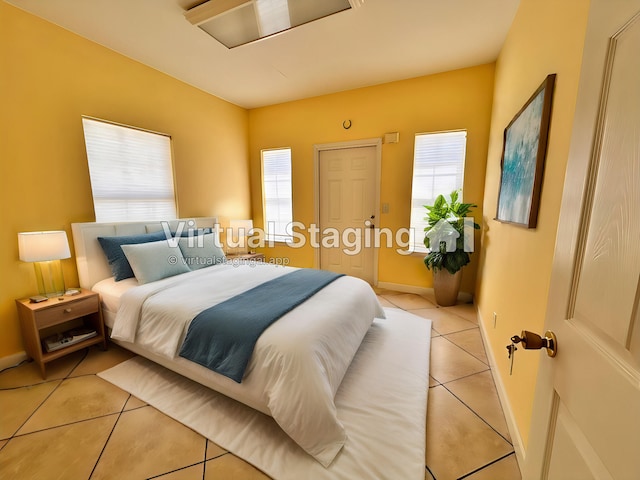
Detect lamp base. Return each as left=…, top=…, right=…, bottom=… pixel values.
left=34, top=260, right=66, bottom=297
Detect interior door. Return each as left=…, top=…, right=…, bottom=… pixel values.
left=525, top=2, right=640, bottom=479
left=318, top=145, right=377, bottom=284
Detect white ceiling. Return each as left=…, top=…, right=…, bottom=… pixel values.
left=6, top=0, right=520, bottom=109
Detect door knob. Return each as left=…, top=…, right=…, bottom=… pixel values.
left=511, top=330, right=557, bottom=357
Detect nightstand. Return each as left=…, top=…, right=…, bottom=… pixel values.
left=226, top=252, right=265, bottom=262
left=15, top=289, right=107, bottom=378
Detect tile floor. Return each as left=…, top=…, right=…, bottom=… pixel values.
left=0, top=291, right=521, bottom=480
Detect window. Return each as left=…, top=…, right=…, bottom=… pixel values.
left=82, top=117, right=177, bottom=222
left=262, top=148, right=293, bottom=242
left=409, top=130, right=467, bottom=253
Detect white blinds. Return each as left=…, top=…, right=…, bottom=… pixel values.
left=262, top=148, right=293, bottom=242
left=410, top=130, right=467, bottom=253
left=82, top=117, right=177, bottom=222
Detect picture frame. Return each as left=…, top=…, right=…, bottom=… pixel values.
left=496, top=74, right=556, bottom=228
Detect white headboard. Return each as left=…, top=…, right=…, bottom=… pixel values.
left=71, top=217, right=218, bottom=290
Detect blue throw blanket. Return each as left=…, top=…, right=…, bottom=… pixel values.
left=179, top=269, right=344, bottom=383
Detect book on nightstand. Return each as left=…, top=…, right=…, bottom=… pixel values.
left=43, top=327, right=97, bottom=352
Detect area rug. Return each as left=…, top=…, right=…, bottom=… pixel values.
left=98, top=308, right=431, bottom=480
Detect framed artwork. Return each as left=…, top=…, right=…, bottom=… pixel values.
left=496, top=74, right=556, bottom=228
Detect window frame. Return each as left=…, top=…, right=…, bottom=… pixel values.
left=261, top=147, right=294, bottom=243
left=409, top=129, right=467, bottom=254
left=82, top=116, right=178, bottom=223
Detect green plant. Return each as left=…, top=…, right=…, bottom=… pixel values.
left=423, top=190, right=480, bottom=274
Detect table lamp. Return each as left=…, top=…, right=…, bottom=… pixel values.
left=18, top=231, right=71, bottom=297
left=229, top=219, right=254, bottom=254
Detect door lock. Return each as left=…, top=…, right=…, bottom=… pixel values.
left=511, top=330, right=557, bottom=357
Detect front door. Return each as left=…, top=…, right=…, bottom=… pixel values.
left=318, top=144, right=378, bottom=284
left=525, top=2, right=640, bottom=479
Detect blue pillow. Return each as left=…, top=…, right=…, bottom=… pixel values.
left=98, top=231, right=167, bottom=281
left=121, top=240, right=190, bottom=284
left=178, top=233, right=226, bottom=270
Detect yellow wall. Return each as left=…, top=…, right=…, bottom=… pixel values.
left=249, top=64, right=495, bottom=292
left=0, top=3, right=250, bottom=358
left=475, top=0, right=590, bottom=447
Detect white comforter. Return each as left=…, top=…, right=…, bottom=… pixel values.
left=110, top=263, right=384, bottom=466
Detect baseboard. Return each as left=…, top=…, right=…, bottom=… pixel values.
left=376, top=281, right=473, bottom=303
left=476, top=310, right=526, bottom=468
left=0, top=351, right=28, bottom=371
left=377, top=281, right=431, bottom=295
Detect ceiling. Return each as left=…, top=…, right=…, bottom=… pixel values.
left=6, top=0, right=520, bottom=109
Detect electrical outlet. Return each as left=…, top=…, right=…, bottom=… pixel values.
left=493, top=312, right=497, bottom=328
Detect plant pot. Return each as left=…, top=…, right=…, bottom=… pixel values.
left=433, top=269, right=462, bottom=306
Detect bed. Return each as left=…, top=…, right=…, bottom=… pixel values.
left=71, top=218, right=385, bottom=467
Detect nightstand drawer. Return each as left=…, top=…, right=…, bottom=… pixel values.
left=35, top=296, right=99, bottom=328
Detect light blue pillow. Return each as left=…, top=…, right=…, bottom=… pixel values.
left=121, top=240, right=190, bottom=284
left=178, top=233, right=226, bottom=270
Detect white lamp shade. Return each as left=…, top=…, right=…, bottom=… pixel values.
left=18, top=231, right=71, bottom=262
left=230, top=219, right=254, bottom=237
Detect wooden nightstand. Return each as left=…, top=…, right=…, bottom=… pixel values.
left=15, top=289, right=107, bottom=378
left=226, top=252, right=265, bottom=262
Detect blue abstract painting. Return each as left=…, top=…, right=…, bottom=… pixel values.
left=497, top=74, right=555, bottom=227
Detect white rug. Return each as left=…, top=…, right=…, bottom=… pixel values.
left=98, top=308, right=431, bottom=480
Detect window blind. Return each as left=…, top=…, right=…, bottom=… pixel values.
left=82, top=117, right=177, bottom=222
left=262, top=148, right=293, bottom=242
left=410, top=130, right=467, bottom=253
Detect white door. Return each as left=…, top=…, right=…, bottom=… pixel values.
left=525, top=2, right=640, bottom=479
left=318, top=145, right=378, bottom=284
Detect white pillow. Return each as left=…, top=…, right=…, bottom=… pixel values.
left=121, top=240, right=190, bottom=284
left=178, top=233, right=226, bottom=270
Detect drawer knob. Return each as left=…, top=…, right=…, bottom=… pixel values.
left=64, top=308, right=72, bottom=313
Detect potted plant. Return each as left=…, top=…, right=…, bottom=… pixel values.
left=423, top=190, right=480, bottom=306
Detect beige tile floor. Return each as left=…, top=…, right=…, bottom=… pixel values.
left=0, top=291, right=521, bottom=480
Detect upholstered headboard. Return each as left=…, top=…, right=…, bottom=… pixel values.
left=71, top=217, right=218, bottom=290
